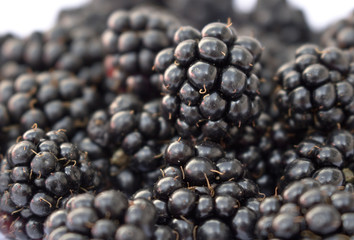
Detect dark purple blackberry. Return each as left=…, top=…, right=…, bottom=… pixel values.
left=322, top=11, right=354, bottom=50
left=274, top=44, right=354, bottom=131
left=44, top=189, right=171, bottom=240
left=150, top=138, right=263, bottom=239
left=155, top=22, right=264, bottom=140
left=82, top=94, right=174, bottom=195
left=0, top=70, right=102, bottom=151
left=256, top=178, right=354, bottom=239
left=102, top=7, right=180, bottom=102
left=276, top=129, right=354, bottom=191
left=248, top=0, right=311, bottom=44
left=0, top=127, right=102, bottom=239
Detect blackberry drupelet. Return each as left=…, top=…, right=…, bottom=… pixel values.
left=256, top=178, right=354, bottom=239
left=44, top=189, right=172, bottom=240
left=149, top=138, right=263, bottom=239
left=0, top=127, right=102, bottom=239
left=274, top=44, right=354, bottom=131
left=101, top=6, right=180, bottom=102
left=276, top=129, right=354, bottom=191
left=154, top=21, right=264, bottom=140
left=0, top=70, right=101, bottom=152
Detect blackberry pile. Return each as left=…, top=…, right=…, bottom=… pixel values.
left=155, top=22, right=263, bottom=140
left=1, top=1, right=354, bottom=239
left=256, top=178, right=354, bottom=239
left=0, top=127, right=102, bottom=239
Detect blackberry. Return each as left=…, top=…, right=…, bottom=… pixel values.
left=322, top=11, right=354, bottom=49
left=155, top=22, right=264, bottom=140
left=0, top=70, right=101, bottom=152
left=102, top=6, right=180, bottom=102
left=0, top=26, right=105, bottom=87
left=248, top=0, right=311, bottom=44
left=0, top=127, right=102, bottom=239
left=44, top=189, right=171, bottom=240
left=83, top=94, right=174, bottom=195
left=273, top=44, right=354, bottom=131
left=256, top=178, right=354, bottom=239
left=150, top=138, right=262, bottom=239
left=276, top=129, right=354, bottom=191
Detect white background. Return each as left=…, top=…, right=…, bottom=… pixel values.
left=0, top=1, right=353, bottom=239
left=0, top=0, right=353, bottom=36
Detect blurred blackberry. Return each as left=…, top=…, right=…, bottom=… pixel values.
left=148, top=138, right=263, bottom=239
left=273, top=44, right=354, bottom=131
left=249, top=0, right=311, bottom=44
left=57, top=0, right=164, bottom=34
left=0, top=127, right=102, bottom=239
left=160, top=0, right=234, bottom=29
left=0, top=36, right=29, bottom=79
left=84, top=94, right=174, bottom=194
left=44, top=189, right=171, bottom=240
left=256, top=178, right=354, bottom=239
left=322, top=11, right=354, bottom=49
left=275, top=129, right=354, bottom=191
left=155, top=22, right=264, bottom=141
left=0, top=70, right=101, bottom=153
left=101, top=6, right=180, bottom=102
left=0, top=27, right=105, bottom=88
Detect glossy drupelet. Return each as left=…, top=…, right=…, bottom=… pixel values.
left=256, top=178, right=354, bottom=239
left=101, top=6, right=181, bottom=103
left=154, top=22, right=264, bottom=141
left=0, top=127, right=102, bottom=239
left=273, top=44, right=354, bottom=131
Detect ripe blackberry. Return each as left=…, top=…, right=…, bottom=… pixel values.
left=0, top=127, right=102, bottom=239
left=256, top=178, right=354, bottom=239
left=0, top=70, right=101, bottom=151
left=322, top=11, right=354, bottom=49
left=155, top=22, right=264, bottom=140
left=273, top=44, right=354, bottom=131
left=276, top=129, right=354, bottom=191
left=83, top=94, right=174, bottom=194
left=102, top=6, right=180, bottom=102
left=44, top=189, right=172, bottom=240
left=149, top=138, right=263, bottom=239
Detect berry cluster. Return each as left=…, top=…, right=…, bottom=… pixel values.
left=0, top=0, right=353, bottom=239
